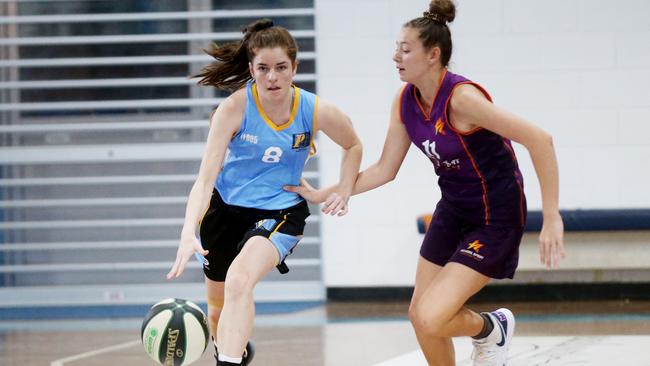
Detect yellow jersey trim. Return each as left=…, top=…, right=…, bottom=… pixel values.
left=310, top=96, right=319, bottom=156
left=252, top=83, right=300, bottom=132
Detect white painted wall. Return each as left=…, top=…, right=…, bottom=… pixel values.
left=314, top=0, right=650, bottom=287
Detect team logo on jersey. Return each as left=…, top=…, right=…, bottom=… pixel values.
left=240, top=133, right=258, bottom=144
left=441, top=158, right=460, bottom=170
left=292, top=132, right=311, bottom=150
left=435, top=118, right=446, bottom=135
left=460, top=240, right=485, bottom=261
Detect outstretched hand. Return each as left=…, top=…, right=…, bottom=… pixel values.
left=539, top=212, right=565, bottom=269
left=321, top=192, right=349, bottom=216
left=284, top=184, right=350, bottom=216
left=166, top=235, right=208, bottom=279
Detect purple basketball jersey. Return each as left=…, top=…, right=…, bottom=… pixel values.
left=400, top=70, right=526, bottom=226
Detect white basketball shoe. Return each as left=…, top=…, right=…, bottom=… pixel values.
left=471, top=308, right=515, bottom=366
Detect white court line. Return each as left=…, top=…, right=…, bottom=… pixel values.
left=50, top=340, right=141, bottom=366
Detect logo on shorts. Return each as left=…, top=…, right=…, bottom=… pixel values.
left=467, top=240, right=484, bottom=252
left=195, top=252, right=210, bottom=269
left=460, top=240, right=485, bottom=261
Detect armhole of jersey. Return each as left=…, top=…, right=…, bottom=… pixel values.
left=233, top=85, right=253, bottom=139
left=445, top=81, right=492, bottom=136
left=209, top=97, right=246, bottom=141
left=398, top=84, right=408, bottom=124
left=309, top=95, right=319, bottom=157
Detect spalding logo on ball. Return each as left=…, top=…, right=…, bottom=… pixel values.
left=141, top=298, right=210, bottom=366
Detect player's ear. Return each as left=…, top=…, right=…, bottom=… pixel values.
left=428, top=46, right=441, bottom=65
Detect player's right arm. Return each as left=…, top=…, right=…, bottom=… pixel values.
left=352, top=87, right=411, bottom=195
left=167, top=90, right=245, bottom=279
left=286, top=88, right=409, bottom=202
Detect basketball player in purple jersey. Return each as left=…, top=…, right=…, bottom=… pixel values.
left=287, top=1, right=565, bottom=365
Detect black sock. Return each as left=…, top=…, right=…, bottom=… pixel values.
left=471, top=312, right=494, bottom=339
left=216, top=362, right=240, bottom=366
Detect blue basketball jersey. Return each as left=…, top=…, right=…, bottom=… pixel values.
left=216, top=82, right=317, bottom=209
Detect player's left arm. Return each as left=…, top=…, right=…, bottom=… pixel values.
left=449, top=84, right=565, bottom=269
left=311, top=99, right=363, bottom=216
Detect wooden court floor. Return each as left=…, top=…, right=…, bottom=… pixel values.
left=2, top=300, right=649, bottom=366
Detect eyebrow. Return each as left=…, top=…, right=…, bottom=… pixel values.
left=257, top=61, right=289, bottom=66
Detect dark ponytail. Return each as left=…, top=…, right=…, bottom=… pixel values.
left=404, top=0, right=456, bottom=67
left=194, top=19, right=298, bottom=92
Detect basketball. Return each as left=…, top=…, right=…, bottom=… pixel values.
left=141, top=298, right=210, bottom=366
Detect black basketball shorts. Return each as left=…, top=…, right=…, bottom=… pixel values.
left=196, top=189, right=310, bottom=282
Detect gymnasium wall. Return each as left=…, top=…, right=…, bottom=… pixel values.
left=315, top=0, right=650, bottom=287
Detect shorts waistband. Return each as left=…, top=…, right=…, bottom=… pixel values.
left=212, top=188, right=307, bottom=216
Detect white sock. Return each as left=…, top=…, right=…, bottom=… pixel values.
left=218, top=354, right=243, bottom=363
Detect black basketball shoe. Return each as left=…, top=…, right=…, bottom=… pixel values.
left=242, top=341, right=255, bottom=366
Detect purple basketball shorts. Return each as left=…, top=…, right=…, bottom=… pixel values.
left=420, top=204, right=524, bottom=279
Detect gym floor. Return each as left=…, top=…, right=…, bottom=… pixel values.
left=2, top=300, right=650, bottom=366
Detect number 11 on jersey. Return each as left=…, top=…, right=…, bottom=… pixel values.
left=422, top=139, right=440, bottom=160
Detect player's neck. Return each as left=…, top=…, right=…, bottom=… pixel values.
left=414, top=68, right=445, bottom=110
left=258, top=86, right=295, bottom=126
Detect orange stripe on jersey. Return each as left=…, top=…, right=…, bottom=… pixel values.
left=445, top=81, right=493, bottom=136
left=413, top=69, right=447, bottom=121
left=502, top=139, right=526, bottom=226
left=457, top=135, right=490, bottom=225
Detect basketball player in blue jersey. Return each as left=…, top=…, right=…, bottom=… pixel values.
left=287, top=1, right=564, bottom=365
left=166, top=19, right=362, bottom=366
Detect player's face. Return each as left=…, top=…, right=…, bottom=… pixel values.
left=393, top=27, right=431, bottom=83
left=249, top=47, right=297, bottom=98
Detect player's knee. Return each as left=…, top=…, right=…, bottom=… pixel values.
left=223, top=270, right=252, bottom=301
left=409, top=304, right=447, bottom=337
left=408, top=300, right=419, bottom=323
left=207, top=303, right=222, bottom=326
